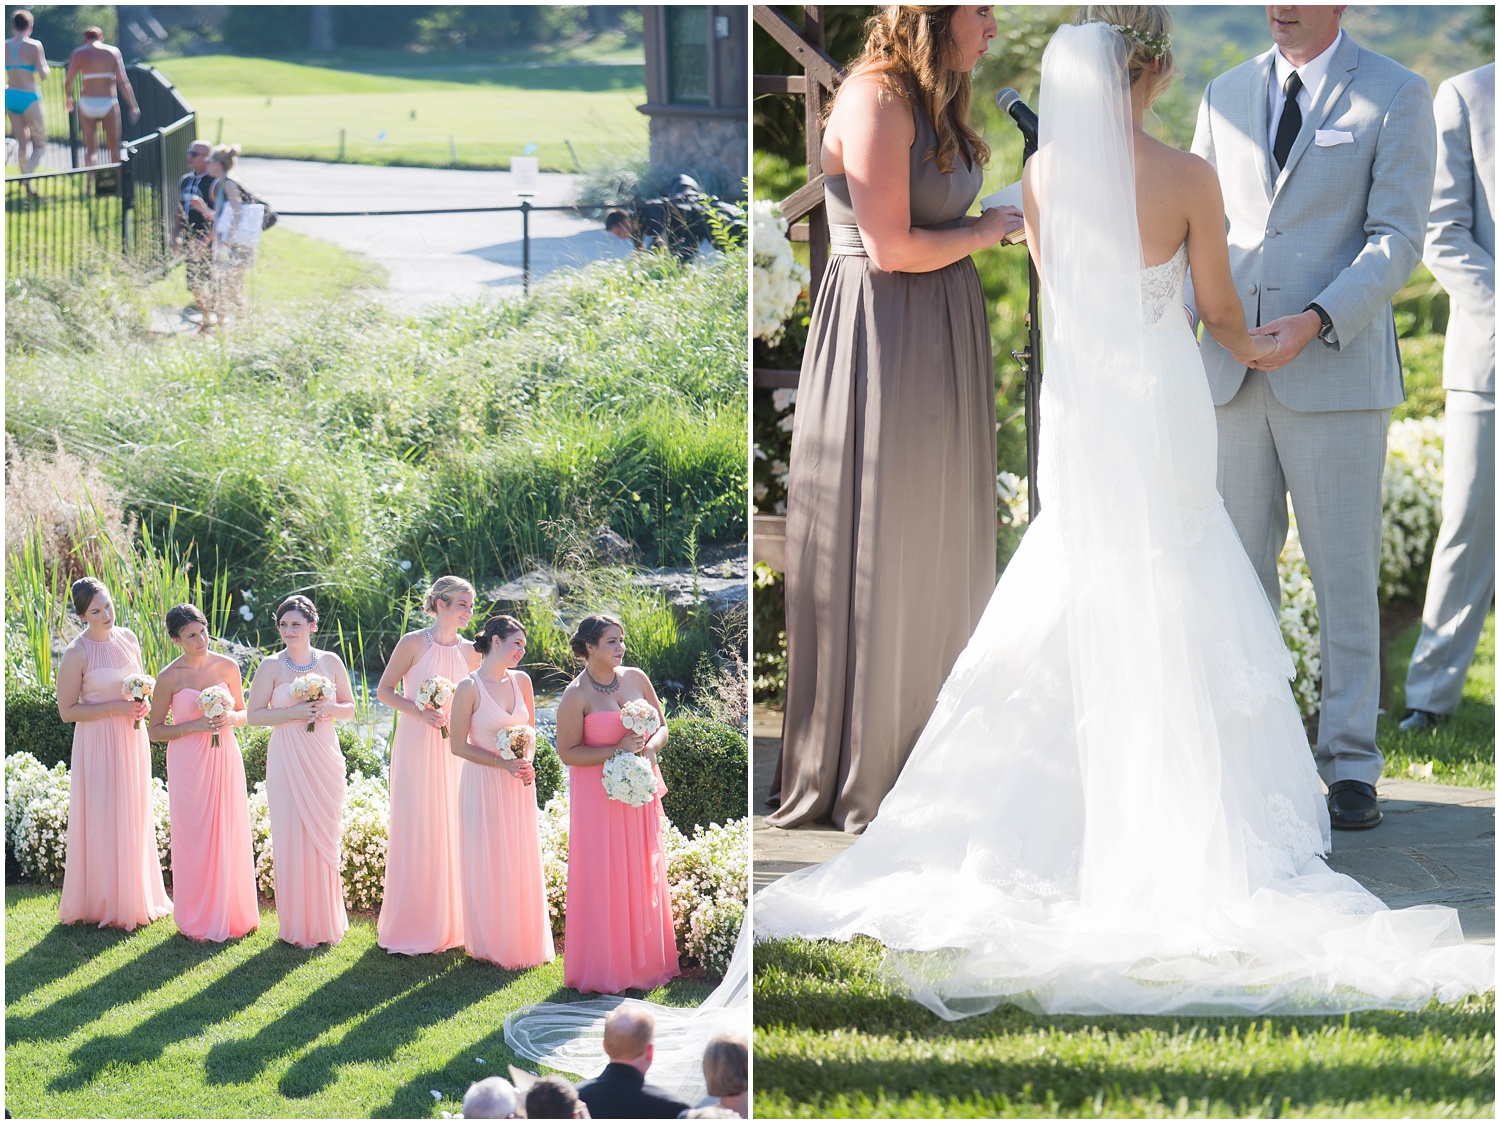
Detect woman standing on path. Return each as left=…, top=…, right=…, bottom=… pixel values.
left=205, top=144, right=254, bottom=325
left=56, top=577, right=173, bottom=930
left=769, top=5, right=1024, bottom=833
left=375, top=576, right=479, bottom=956
left=553, top=614, right=679, bottom=993
left=247, top=595, right=354, bottom=948
left=147, top=603, right=258, bottom=942
left=448, top=615, right=554, bottom=970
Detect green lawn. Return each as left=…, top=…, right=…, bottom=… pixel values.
left=153, top=53, right=648, bottom=170
left=1381, top=610, right=1496, bottom=789
left=5, top=884, right=712, bottom=1118
left=753, top=938, right=1496, bottom=1118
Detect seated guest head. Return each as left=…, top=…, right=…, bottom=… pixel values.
left=701, top=1033, right=748, bottom=1116
left=602, top=1003, right=656, bottom=1073
left=525, top=1074, right=588, bottom=1119
left=684, top=1108, right=739, bottom=1119
left=604, top=208, right=633, bottom=239
left=462, top=1076, right=519, bottom=1119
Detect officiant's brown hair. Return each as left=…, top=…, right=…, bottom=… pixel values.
left=837, top=6, right=991, bottom=176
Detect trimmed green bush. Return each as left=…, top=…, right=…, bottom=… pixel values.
left=657, top=717, right=748, bottom=833
left=533, top=735, right=563, bottom=809
left=3, top=680, right=75, bottom=771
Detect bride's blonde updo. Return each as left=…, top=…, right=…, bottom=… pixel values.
left=1074, top=5, right=1177, bottom=92
left=837, top=6, right=990, bottom=176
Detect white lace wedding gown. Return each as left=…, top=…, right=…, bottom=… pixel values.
left=753, top=23, right=1493, bottom=1019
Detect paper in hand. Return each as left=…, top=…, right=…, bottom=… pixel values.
left=979, top=180, right=1026, bottom=244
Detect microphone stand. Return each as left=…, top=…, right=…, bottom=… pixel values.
left=1015, top=132, right=1043, bottom=520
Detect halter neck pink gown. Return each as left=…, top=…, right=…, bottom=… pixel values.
left=58, top=630, right=173, bottom=930
left=459, top=670, right=555, bottom=968
left=563, top=710, right=680, bottom=993
left=266, top=682, right=347, bottom=947
left=166, top=685, right=259, bottom=941
left=377, top=636, right=470, bottom=955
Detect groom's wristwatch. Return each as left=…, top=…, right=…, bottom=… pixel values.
left=1306, top=303, right=1336, bottom=344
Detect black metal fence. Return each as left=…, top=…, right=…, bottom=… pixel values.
left=5, top=64, right=195, bottom=279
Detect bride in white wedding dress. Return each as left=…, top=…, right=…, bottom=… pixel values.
left=754, top=9, right=1493, bottom=1019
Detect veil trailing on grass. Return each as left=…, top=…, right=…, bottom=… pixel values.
left=503, top=918, right=750, bottom=1104
left=753, top=22, right=1493, bottom=1017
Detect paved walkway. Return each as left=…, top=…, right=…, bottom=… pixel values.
left=237, top=157, right=630, bottom=311
left=752, top=706, right=1494, bottom=943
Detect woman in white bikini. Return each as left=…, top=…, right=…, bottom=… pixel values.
left=63, top=27, right=137, bottom=166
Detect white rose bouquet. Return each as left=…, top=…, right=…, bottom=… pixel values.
left=619, top=698, right=661, bottom=739
left=602, top=750, right=658, bottom=807
left=197, top=684, right=235, bottom=747
left=291, top=672, right=336, bottom=732
left=498, top=724, right=536, bottom=762
left=121, top=673, right=156, bottom=729
left=416, top=676, right=457, bottom=738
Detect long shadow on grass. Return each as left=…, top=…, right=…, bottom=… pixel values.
left=276, top=955, right=517, bottom=1099
left=204, top=943, right=462, bottom=1087
left=48, top=941, right=298, bottom=1092
left=4, top=912, right=137, bottom=1006
left=370, top=984, right=578, bottom=1119
left=7, top=925, right=228, bottom=1043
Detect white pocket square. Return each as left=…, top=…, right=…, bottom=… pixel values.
left=1314, top=129, right=1355, bottom=147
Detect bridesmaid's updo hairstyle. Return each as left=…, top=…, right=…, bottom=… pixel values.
left=71, top=576, right=108, bottom=618
left=473, top=614, right=524, bottom=655
left=570, top=613, right=624, bottom=659
left=166, top=603, right=208, bottom=639
left=838, top=6, right=990, bottom=176
left=424, top=575, right=475, bottom=615
left=1074, top=5, right=1177, bottom=94
left=277, top=594, right=319, bottom=627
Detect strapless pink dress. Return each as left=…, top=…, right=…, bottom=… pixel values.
left=166, top=685, right=259, bottom=941
left=563, top=710, right=680, bottom=993
left=266, top=681, right=346, bottom=947
left=377, top=638, right=469, bottom=955
left=459, top=670, right=555, bottom=968
left=59, top=630, right=173, bottom=930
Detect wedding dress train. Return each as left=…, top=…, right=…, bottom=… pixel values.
left=753, top=23, right=1493, bottom=1018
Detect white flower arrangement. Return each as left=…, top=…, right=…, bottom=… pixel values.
left=6, top=752, right=52, bottom=850
left=122, top=673, right=155, bottom=728
left=340, top=771, right=389, bottom=912
left=151, top=776, right=171, bottom=870
left=619, top=699, right=661, bottom=738
left=13, top=762, right=70, bottom=885
left=752, top=199, right=809, bottom=346
left=416, top=676, right=457, bottom=739
left=538, top=789, right=571, bottom=937
left=197, top=684, right=234, bottom=747
left=291, top=673, right=336, bottom=732
left=601, top=751, right=658, bottom=807
left=247, top=781, right=276, bottom=896
left=686, top=895, right=745, bottom=977
left=498, top=724, right=536, bottom=761
left=997, top=472, right=1030, bottom=528
left=663, top=817, right=750, bottom=971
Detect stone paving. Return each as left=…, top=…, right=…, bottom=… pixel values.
left=752, top=706, right=1494, bottom=943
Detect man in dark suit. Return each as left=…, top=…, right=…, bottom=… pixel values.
left=575, top=1006, right=689, bottom=1120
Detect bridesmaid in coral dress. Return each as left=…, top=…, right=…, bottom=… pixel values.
left=147, top=602, right=259, bottom=941
left=375, top=576, right=480, bottom=955
left=449, top=614, right=554, bottom=969
left=247, top=594, right=354, bottom=947
left=56, top=577, right=173, bottom=930
left=554, top=614, right=680, bottom=993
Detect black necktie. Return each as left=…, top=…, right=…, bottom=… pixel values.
left=1273, top=70, right=1303, bottom=170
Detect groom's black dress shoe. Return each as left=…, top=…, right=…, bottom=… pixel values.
left=1398, top=708, right=1445, bottom=733
left=1327, top=779, right=1382, bottom=830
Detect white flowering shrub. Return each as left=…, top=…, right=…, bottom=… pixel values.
left=13, top=763, right=70, bottom=885
left=1277, top=522, right=1323, bottom=718
left=247, top=780, right=276, bottom=896
left=687, top=896, right=745, bottom=977
left=6, top=752, right=52, bottom=849
left=752, top=200, right=808, bottom=346
left=997, top=472, right=1030, bottom=528
left=663, top=817, right=750, bottom=972
left=1380, top=416, right=1444, bottom=602
left=538, top=788, right=571, bottom=938
left=341, top=772, right=390, bottom=912
left=151, top=776, right=171, bottom=871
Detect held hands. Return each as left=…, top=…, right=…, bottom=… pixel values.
left=616, top=731, right=647, bottom=756
left=975, top=205, right=1024, bottom=248
left=287, top=700, right=324, bottom=724
left=500, top=755, right=535, bottom=785
left=1245, top=311, right=1322, bottom=371
left=118, top=699, right=150, bottom=722
left=416, top=706, right=448, bottom=730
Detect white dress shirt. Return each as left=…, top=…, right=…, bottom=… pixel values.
left=1268, top=28, right=1344, bottom=149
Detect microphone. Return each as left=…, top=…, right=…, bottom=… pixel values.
left=995, top=88, right=1038, bottom=145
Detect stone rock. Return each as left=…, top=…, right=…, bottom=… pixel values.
left=487, top=569, right=559, bottom=616
left=591, top=526, right=634, bottom=566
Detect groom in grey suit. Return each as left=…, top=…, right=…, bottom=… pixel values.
left=1189, top=7, right=1436, bottom=829
left=1401, top=62, right=1495, bottom=731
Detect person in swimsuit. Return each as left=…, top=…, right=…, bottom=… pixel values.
left=64, top=26, right=137, bottom=166
left=5, top=10, right=48, bottom=179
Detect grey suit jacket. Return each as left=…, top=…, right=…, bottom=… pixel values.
left=1190, top=33, right=1436, bottom=412
left=1427, top=63, right=1495, bottom=393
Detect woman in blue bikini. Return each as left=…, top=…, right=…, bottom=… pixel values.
left=5, top=10, right=48, bottom=179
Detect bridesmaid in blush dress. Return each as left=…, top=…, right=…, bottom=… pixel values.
left=246, top=594, right=354, bottom=948
left=448, top=614, right=554, bottom=969
left=375, top=576, right=480, bottom=955
left=57, top=577, right=173, bottom=930
left=147, top=602, right=258, bottom=941
left=553, top=614, right=679, bottom=993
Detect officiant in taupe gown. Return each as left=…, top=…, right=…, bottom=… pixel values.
left=769, top=6, right=1022, bottom=833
